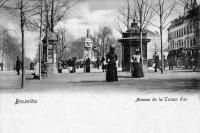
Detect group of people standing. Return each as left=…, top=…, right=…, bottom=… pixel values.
left=15, top=46, right=145, bottom=82
left=58, top=57, right=77, bottom=73
left=105, top=47, right=144, bottom=82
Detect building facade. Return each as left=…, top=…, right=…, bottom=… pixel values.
left=168, top=0, right=200, bottom=66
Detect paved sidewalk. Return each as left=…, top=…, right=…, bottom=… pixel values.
left=0, top=68, right=199, bottom=94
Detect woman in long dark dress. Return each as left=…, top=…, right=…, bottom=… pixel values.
left=131, top=50, right=144, bottom=78
left=106, top=47, right=118, bottom=82
left=85, top=58, right=91, bottom=73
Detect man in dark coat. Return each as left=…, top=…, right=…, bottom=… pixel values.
left=72, top=56, right=77, bottom=73
left=154, top=52, right=159, bottom=72
left=16, top=56, right=21, bottom=75
left=167, top=53, right=173, bottom=70
left=106, top=46, right=118, bottom=82
left=193, top=48, right=200, bottom=72
left=58, top=58, right=62, bottom=73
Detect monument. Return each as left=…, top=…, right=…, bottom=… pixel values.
left=83, top=29, right=94, bottom=72
left=83, top=29, right=94, bottom=61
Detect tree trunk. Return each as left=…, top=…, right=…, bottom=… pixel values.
left=39, top=0, right=43, bottom=80
left=160, top=15, right=164, bottom=74
left=51, top=0, right=54, bottom=32
left=20, top=0, right=25, bottom=89
left=140, top=30, right=143, bottom=71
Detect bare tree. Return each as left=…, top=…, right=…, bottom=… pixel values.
left=57, top=27, right=67, bottom=58
left=133, top=0, right=156, bottom=69
left=114, top=0, right=131, bottom=34
left=96, top=26, right=113, bottom=57
left=3, top=0, right=41, bottom=88
left=149, top=0, right=177, bottom=74
left=41, top=0, right=80, bottom=33
left=177, top=0, right=197, bottom=10
left=0, top=0, right=10, bottom=8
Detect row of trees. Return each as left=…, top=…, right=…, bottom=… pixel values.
left=0, top=0, right=80, bottom=88
left=0, top=26, right=31, bottom=71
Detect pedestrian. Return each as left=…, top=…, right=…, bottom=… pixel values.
left=16, top=56, right=21, bottom=75
left=72, top=56, right=77, bottom=73
left=193, top=48, right=200, bottom=72
left=0, top=63, right=3, bottom=71
left=68, top=57, right=73, bottom=73
left=167, top=52, right=173, bottom=70
left=58, top=58, right=62, bottom=73
left=131, top=49, right=144, bottom=78
left=106, top=46, right=118, bottom=82
left=85, top=58, right=91, bottom=73
left=96, top=57, right=100, bottom=69
left=30, top=62, right=34, bottom=70
left=101, top=57, right=106, bottom=72
left=154, top=52, right=160, bottom=72
left=130, top=56, right=135, bottom=77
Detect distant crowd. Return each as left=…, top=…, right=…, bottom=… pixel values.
left=14, top=46, right=200, bottom=81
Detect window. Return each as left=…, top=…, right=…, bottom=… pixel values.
left=181, top=28, right=183, bottom=36
left=170, top=42, right=172, bottom=50
left=185, top=26, right=187, bottom=35
left=187, top=40, right=189, bottom=47
left=182, top=40, right=184, bottom=47
left=184, top=40, right=186, bottom=47
left=190, top=39, right=193, bottom=47
left=193, top=38, right=196, bottom=46
left=190, top=25, right=193, bottom=33
left=184, top=27, right=186, bottom=35
left=187, top=26, right=190, bottom=34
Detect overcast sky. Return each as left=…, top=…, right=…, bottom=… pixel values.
left=58, top=0, right=184, bottom=39
left=57, top=0, right=125, bottom=39
left=1, top=0, right=199, bottom=60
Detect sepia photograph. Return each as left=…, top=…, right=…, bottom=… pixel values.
left=0, top=0, right=200, bottom=133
